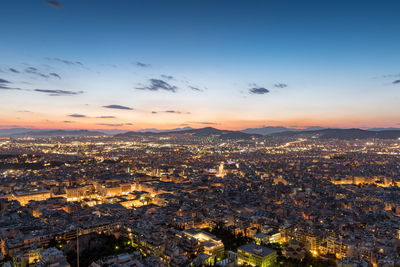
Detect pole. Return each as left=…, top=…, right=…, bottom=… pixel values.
left=77, top=217, right=79, bottom=267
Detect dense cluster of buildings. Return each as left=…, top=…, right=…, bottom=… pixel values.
left=0, top=135, right=399, bottom=266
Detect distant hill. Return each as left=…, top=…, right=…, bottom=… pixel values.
left=241, top=126, right=327, bottom=135
left=241, top=126, right=294, bottom=135
left=116, top=127, right=259, bottom=139
left=0, top=128, right=43, bottom=137
left=10, top=130, right=107, bottom=137
left=3, top=127, right=400, bottom=139
left=367, top=127, right=400, bottom=131
left=136, top=127, right=194, bottom=133
left=269, top=128, right=400, bottom=139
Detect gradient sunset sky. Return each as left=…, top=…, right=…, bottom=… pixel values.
left=1, top=0, right=400, bottom=131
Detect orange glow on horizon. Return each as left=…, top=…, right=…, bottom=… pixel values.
left=1, top=117, right=400, bottom=132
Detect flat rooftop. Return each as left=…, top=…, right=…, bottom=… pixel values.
left=238, top=243, right=276, bottom=258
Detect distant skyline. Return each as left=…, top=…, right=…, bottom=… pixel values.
left=1, top=0, right=400, bottom=130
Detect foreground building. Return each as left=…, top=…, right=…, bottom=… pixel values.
left=237, top=243, right=277, bottom=267
left=183, top=228, right=224, bottom=261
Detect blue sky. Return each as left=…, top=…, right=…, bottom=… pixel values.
left=1, top=0, right=400, bottom=130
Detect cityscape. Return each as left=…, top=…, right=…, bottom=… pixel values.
left=1, top=1, right=400, bottom=267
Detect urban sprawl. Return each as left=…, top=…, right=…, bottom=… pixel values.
left=0, top=133, right=399, bottom=267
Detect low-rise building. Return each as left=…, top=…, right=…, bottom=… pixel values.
left=237, top=243, right=277, bottom=267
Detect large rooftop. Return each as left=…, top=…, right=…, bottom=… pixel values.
left=238, top=243, right=276, bottom=258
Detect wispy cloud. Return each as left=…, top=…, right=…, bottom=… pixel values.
left=151, top=110, right=190, bottom=114
left=9, top=68, right=20, bottom=73
left=63, top=120, right=74, bottom=123
left=25, top=67, right=49, bottom=78
left=97, top=123, right=123, bottom=127
left=0, top=124, right=26, bottom=128
left=97, top=123, right=133, bottom=127
left=97, top=116, right=116, bottom=119
left=46, top=1, right=61, bottom=8
left=137, top=79, right=178, bottom=92
left=393, top=80, right=400, bottom=84
left=46, top=58, right=84, bottom=66
left=0, top=85, right=22, bottom=90
left=103, top=105, right=133, bottom=110
left=163, top=110, right=191, bottom=114
left=188, top=121, right=219, bottom=125
left=161, top=74, right=174, bottom=80
left=189, top=86, right=203, bottom=91
left=0, top=78, right=22, bottom=90
left=274, top=83, right=287, bottom=88
left=377, top=73, right=400, bottom=79
left=68, top=114, right=87, bottom=118
left=249, top=87, right=270, bottom=94
left=136, top=62, right=151, bottom=67
left=49, top=73, right=61, bottom=79
left=34, top=89, right=83, bottom=96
